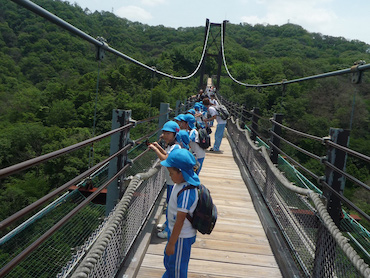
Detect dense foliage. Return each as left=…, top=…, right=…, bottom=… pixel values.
left=0, top=0, right=369, bottom=231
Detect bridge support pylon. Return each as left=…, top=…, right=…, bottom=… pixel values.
left=106, top=109, right=132, bottom=216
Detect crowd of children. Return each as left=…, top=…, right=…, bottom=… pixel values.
left=147, top=91, right=225, bottom=277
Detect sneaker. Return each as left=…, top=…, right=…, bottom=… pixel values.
left=157, top=230, right=168, bottom=239
left=157, top=223, right=166, bottom=231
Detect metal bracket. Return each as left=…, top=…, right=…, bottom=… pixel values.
left=96, top=36, right=108, bottom=61
left=351, top=60, right=366, bottom=84
left=129, top=119, right=137, bottom=128
left=317, top=175, right=325, bottom=185
left=321, top=136, right=331, bottom=145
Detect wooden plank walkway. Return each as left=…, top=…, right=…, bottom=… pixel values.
left=136, top=127, right=282, bottom=278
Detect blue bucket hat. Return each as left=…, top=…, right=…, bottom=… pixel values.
left=182, top=114, right=196, bottom=129
left=174, top=114, right=185, bottom=122
left=162, top=121, right=180, bottom=134
left=176, top=130, right=190, bottom=150
left=187, top=109, right=196, bottom=115
left=194, top=103, right=202, bottom=111
left=160, top=148, right=200, bottom=185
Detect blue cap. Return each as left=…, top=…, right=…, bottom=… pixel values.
left=182, top=114, right=196, bottom=129
left=174, top=114, right=185, bottom=121
left=160, top=148, right=200, bottom=185
left=176, top=130, right=190, bottom=150
left=187, top=109, right=196, bottom=115
left=194, top=103, right=202, bottom=111
left=162, top=121, right=180, bottom=133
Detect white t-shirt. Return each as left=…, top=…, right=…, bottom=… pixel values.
left=164, top=144, right=181, bottom=185
left=189, top=129, right=205, bottom=159
left=208, top=106, right=227, bottom=124
left=210, top=99, right=219, bottom=106
left=168, top=182, right=198, bottom=238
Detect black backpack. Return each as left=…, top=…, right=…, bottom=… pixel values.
left=197, top=127, right=211, bottom=149
left=195, top=122, right=211, bottom=149
left=177, top=184, right=217, bottom=235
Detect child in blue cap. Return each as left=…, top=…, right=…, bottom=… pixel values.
left=176, top=130, right=190, bottom=150
left=181, top=114, right=206, bottom=175
left=148, top=120, right=181, bottom=238
left=160, top=148, right=199, bottom=278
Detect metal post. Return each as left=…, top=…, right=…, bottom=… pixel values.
left=106, top=109, right=132, bottom=216
left=324, top=128, right=350, bottom=226
left=158, top=103, right=170, bottom=139
left=242, top=105, right=251, bottom=129
left=251, top=107, right=260, bottom=142
left=269, top=113, right=283, bottom=164
left=199, top=19, right=209, bottom=90
left=216, top=20, right=226, bottom=91
left=175, top=100, right=181, bottom=116
left=314, top=128, right=349, bottom=278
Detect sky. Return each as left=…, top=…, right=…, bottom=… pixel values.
left=70, top=0, right=370, bottom=45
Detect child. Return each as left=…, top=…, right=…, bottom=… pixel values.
left=177, top=129, right=190, bottom=150
left=148, top=121, right=181, bottom=238
left=181, top=114, right=206, bottom=175
left=160, top=148, right=199, bottom=278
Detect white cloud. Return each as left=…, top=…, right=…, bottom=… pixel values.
left=116, top=5, right=153, bottom=21
left=140, top=0, right=166, bottom=6
left=240, top=0, right=338, bottom=33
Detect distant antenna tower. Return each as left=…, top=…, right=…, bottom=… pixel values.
left=288, top=19, right=290, bottom=24
left=112, top=7, right=114, bottom=13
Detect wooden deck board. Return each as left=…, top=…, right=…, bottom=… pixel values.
left=135, top=126, right=282, bottom=277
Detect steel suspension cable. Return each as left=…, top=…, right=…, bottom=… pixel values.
left=11, top=0, right=210, bottom=80
left=220, top=22, right=370, bottom=88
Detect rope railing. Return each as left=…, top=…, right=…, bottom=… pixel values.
left=0, top=103, right=178, bottom=276
left=70, top=162, right=163, bottom=278
left=225, top=95, right=370, bottom=226
left=0, top=158, right=132, bottom=277
left=229, top=116, right=370, bottom=277
left=11, top=0, right=210, bottom=80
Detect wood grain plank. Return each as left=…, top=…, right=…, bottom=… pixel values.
left=132, top=126, right=282, bottom=278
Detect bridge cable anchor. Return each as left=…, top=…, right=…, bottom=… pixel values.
left=96, top=36, right=108, bottom=61
left=351, top=60, right=366, bottom=84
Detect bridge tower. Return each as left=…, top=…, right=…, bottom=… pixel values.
left=199, top=19, right=226, bottom=92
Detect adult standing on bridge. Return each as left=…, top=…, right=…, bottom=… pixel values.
left=203, top=98, right=226, bottom=153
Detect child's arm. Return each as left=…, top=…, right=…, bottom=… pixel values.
left=165, top=211, right=187, bottom=256
left=148, top=142, right=168, bottom=161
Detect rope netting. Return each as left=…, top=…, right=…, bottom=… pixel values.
left=227, top=116, right=370, bottom=277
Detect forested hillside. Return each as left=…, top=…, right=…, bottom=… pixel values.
left=0, top=0, right=369, bottom=222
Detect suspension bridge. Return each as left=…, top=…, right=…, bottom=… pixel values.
left=1, top=0, right=370, bottom=277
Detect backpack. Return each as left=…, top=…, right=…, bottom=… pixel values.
left=195, top=122, right=211, bottom=149
left=214, top=105, right=230, bottom=120
left=197, top=127, right=211, bottom=149
left=177, top=184, right=217, bottom=235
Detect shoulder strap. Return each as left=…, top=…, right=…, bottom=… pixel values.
left=177, top=185, right=198, bottom=224
left=177, top=185, right=197, bottom=197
